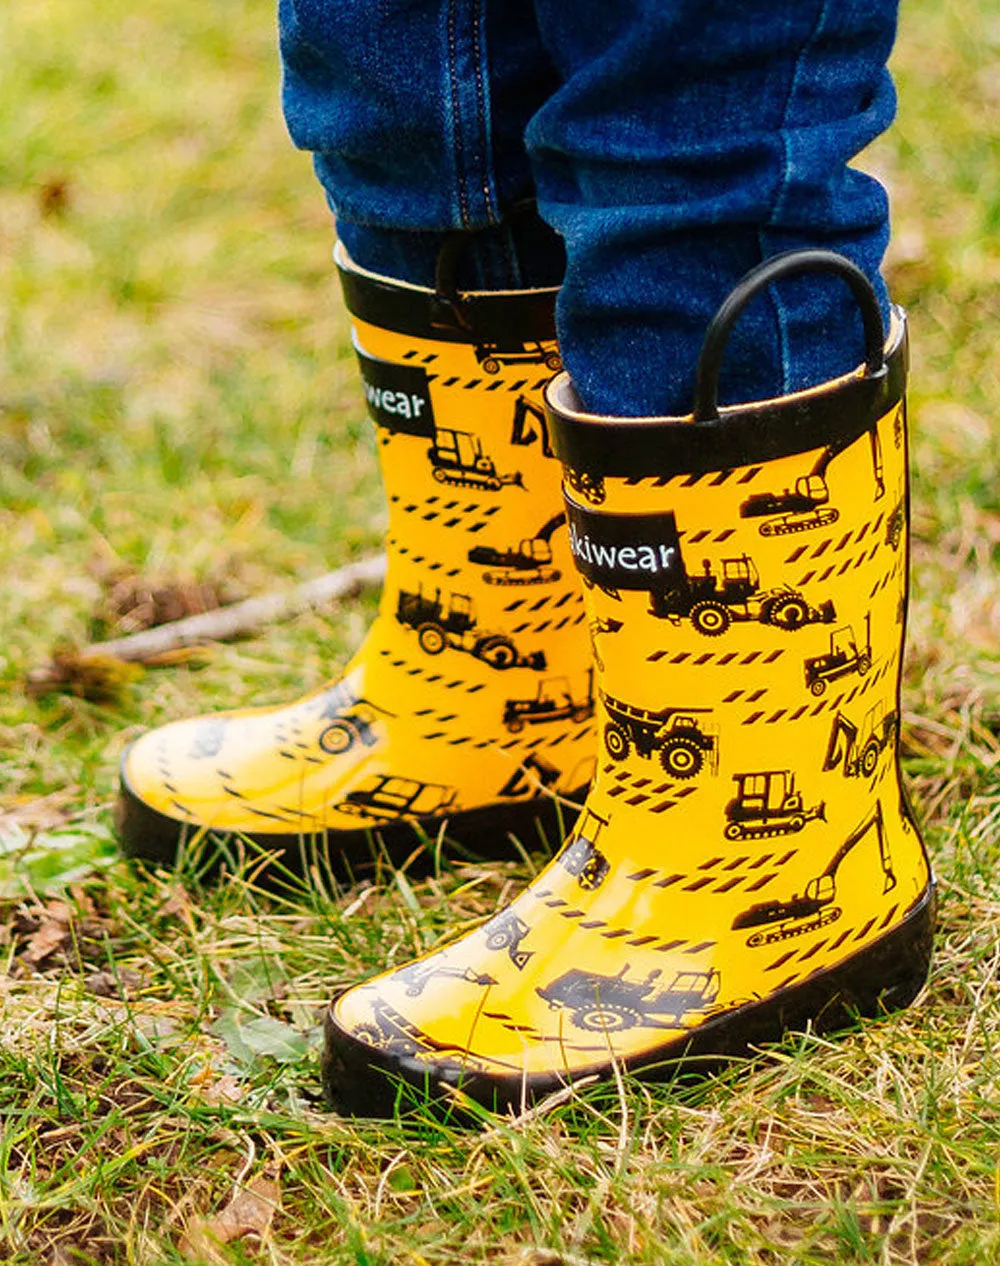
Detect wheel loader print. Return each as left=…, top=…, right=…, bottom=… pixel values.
left=731, top=802, right=895, bottom=946
left=601, top=693, right=718, bottom=779
left=396, top=586, right=547, bottom=670
left=396, top=961, right=497, bottom=998
left=502, top=670, right=595, bottom=733
left=724, top=771, right=825, bottom=841
left=318, top=697, right=395, bottom=756
left=649, top=551, right=835, bottom=636
left=468, top=513, right=565, bottom=586
left=537, top=964, right=721, bottom=1032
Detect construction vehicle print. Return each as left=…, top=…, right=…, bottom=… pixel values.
left=601, top=694, right=718, bottom=780
left=649, top=552, right=835, bottom=636
left=884, top=499, right=904, bottom=551
left=468, top=513, right=565, bottom=586
left=353, top=998, right=476, bottom=1059
left=503, top=670, right=595, bottom=733
left=336, top=775, right=458, bottom=821
left=482, top=910, right=534, bottom=970
left=396, top=586, right=547, bottom=670
left=732, top=802, right=895, bottom=947
left=565, top=466, right=606, bottom=505
left=823, top=703, right=897, bottom=779
left=509, top=394, right=554, bottom=456
left=474, top=339, right=562, bottom=375
left=557, top=808, right=611, bottom=891
left=739, top=422, right=885, bottom=536
left=589, top=615, right=624, bottom=671
left=497, top=753, right=561, bottom=799
left=724, top=771, right=826, bottom=841
left=318, top=698, right=395, bottom=756
left=396, top=962, right=497, bottom=998
left=536, top=965, right=721, bottom=1032
left=804, top=612, right=872, bottom=696
left=427, top=428, right=524, bottom=491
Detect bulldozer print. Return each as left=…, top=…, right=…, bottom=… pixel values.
left=482, top=910, right=534, bottom=970
left=601, top=694, right=718, bottom=780
left=318, top=697, right=395, bottom=756
left=395, top=586, right=547, bottom=671
left=335, top=775, right=458, bottom=822
left=467, top=513, right=565, bottom=586
left=823, top=703, right=897, bottom=779
left=648, top=551, right=835, bottom=636
left=739, top=421, right=885, bottom=536
left=473, top=338, right=562, bottom=376
left=427, top=427, right=524, bottom=491
left=732, top=802, right=895, bottom=946
left=556, top=808, right=611, bottom=891
left=803, top=613, right=872, bottom=695
left=536, top=964, right=721, bottom=1032
left=723, top=771, right=826, bottom=841
left=502, top=670, right=595, bottom=734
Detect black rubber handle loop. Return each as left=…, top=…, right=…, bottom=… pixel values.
left=692, top=249, right=886, bottom=423
left=430, top=199, right=541, bottom=332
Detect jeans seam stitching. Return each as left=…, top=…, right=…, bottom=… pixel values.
left=768, top=0, right=831, bottom=392
left=447, top=0, right=471, bottom=229
left=472, top=0, right=497, bottom=226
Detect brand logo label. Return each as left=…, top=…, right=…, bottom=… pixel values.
left=564, top=496, right=682, bottom=591
left=354, top=344, right=436, bottom=437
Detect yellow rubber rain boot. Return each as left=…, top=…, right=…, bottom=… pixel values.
left=322, top=251, right=934, bottom=1115
left=117, top=244, right=596, bottom=876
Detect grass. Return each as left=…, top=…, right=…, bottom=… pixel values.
left=1, top=0, right=999, bottom=1261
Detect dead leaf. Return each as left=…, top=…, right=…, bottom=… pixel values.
left=22, top=901, right=72, bottom=965
left=179, top=1172, right=280, bottom=1263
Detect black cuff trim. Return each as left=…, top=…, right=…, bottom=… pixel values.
left=335, top=243, right=558, bottom=345
left=546, top=313, right=907, bottom=481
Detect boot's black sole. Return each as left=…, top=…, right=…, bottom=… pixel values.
left=117, top=766, right=585, bottom=884
left=321, top=883, right=935, bottom=1118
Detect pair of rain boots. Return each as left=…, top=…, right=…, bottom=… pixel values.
left=119, top=248, right=934, bottom=1117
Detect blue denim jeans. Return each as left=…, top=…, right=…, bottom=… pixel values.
left=278, top=0, right=898, bottom=416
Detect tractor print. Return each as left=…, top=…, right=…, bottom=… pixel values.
left=536, top=965, right=721, bottom=1032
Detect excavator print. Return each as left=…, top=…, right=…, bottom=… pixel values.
left=724, top=770, right=826, bottom=841
left=502, top=670, right=595, bottom=733
left=396, top=961, right=497, bottom=998
left=427, top=427, right=524, bottom=491
left=396, top=586, right=547, bottom=670
left=823, top=702, right=898, bottom=779
left=739, top=418, right=886, bottom=536
left=649, top=551, right=835, bottom=636
left=537, top=964, right=721, bottom=1032
left=731, top=802, right=896, bottom=946
left=509, top=394, right=555, bottom=457
left=467, top=513, right=565, bottom=586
